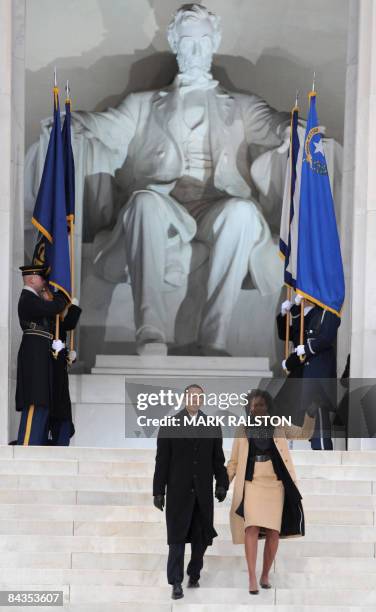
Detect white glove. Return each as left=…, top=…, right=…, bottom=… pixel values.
left=295, top=294, right=303, bottom=306
left=295, top=344, right=306, bottom=356
left=282, top=359, right=287, bottom=371
left=71, top=297, right=79, bottom=307
left=281, top=300, right=293, bottom=316
left=68, top=350, right=77, bottom=363
left=52, top=339, right=65, bottom=353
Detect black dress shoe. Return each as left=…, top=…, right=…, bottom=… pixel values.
left=171, top=583, right=184, bottom=599
left=249, top=589, right=259, bottom=595
left=187, top=576, right=200, bottom=588
left=260, top=582, right=272, bottom=589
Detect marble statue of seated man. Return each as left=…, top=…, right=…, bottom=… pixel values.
left=26, top=4, right=341, bottom=357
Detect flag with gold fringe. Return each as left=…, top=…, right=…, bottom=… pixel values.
left=31, top=84, right=71, bottom=300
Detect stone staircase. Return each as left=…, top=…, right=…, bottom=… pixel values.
left=0, top=445, right=375, bottom=611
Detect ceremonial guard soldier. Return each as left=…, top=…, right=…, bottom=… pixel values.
left=16, top=264, right=69, bottom=445
left=47, top=295, right=82, bottom=446
left=153, top=384, right=229, bottom=600
left=276, top=295, right=340, bottom=449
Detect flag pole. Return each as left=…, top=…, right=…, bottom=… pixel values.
left=298, top=77, right=314, bottom=363
left=53, top=67, right=60, bottom=360
left=285, top=287, right=291, bottom=360
left=65, top=80, right=76, bottom=359
left=284, top=90, right=299, bottom=360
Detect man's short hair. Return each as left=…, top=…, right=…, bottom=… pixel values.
left=167, top=3, right=222, bottom=53
left=184, top=383, right=204, bottom=395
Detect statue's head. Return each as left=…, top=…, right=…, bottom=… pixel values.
left=167, top=4, right=222, bottom=77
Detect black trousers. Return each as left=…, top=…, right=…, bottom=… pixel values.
left=310, top=406, right=333, bottom=450
left=167, top=498, right=208, bottom=585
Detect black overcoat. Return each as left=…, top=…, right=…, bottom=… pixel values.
left=51, top=304, right=82, bottom=430
left=277, top=305, right=340, bottom=378
left=276, top=305, right=340, bottom=421
left=153, top=408, right=229, bottom=545
left=15, top=289, right=67, bottom=412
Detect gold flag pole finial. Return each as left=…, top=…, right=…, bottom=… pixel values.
left=312, top=71, right=316, bottom=92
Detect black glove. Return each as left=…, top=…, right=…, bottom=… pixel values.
left=215, top=486, right=227, bottom=502
left=285, top=351, right=303, bottom=373
left=307, top=401, right=319, bottom=418
left=153, top=494, right=165, bottom=511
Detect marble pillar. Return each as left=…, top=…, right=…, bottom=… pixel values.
left=346, top=0, right=376, bottom=449
left=0, top=0, right=25, bottom=444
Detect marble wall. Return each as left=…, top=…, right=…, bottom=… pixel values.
left=350, top=0, right=376, bottom=380
left=0, top=0, right=25, bottom=443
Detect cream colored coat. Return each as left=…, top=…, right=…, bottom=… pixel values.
left=227, top=414, right=315, bottom=544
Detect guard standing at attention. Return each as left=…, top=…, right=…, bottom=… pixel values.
left=16, top=264, right=69, bottom=445
left=277, top=295, right=340, bottom=450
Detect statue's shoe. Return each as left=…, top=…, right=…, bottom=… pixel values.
left=199, top=345, right=231, bottom=357
left=136, top=326, right=167, bottom=356
left=137, top=341, right=168, bottom=356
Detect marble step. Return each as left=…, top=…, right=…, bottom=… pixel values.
left=0, top=474, right=373, bottom=495
left=2, top=607, right=373, bottom=612
left=1, top=460, right=376, bottom=483
left=0, top=535, right=373, bottom=557
left=91, top=354, right=271, bottom=376
left=0, top=504, right=371, bottom=526
left=0, top=518, right=375, bottom=540
left=74, top=489, right=376, bottom=507
left=10, top=445, right=375, bottom=468
left=67, top=585, right=376, bottom=606
left=71, top=552, right=376, bottom=573
left=71, top=522, right=376, bottom=541
left=0, top=488, right=374, bottom=508
left=1, top=551, right=374, bottom=573
left=1, top=567, right=376, bottom=589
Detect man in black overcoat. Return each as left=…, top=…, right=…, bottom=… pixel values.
left=277, top=295, right=340, bottom=450
left=153, top=384, right=229, bottom=600
left=16, top=265, right=69, bottom=445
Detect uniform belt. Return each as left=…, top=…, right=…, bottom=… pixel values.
left=254, top=454, right=271, bottom=462
left=21, top=320, right=51, bottom=333
left=23, top=329, right=53, bottom=340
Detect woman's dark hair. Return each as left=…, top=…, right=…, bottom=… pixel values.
left=245, top=389, right=274, bottom=415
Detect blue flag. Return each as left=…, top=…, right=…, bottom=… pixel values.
left=32, top=88, right=71, bottom=300
left=62, top=97, right=75, bottom=223
left=296, top=91, right=345, bottom=316
left=279, top=104, right=301, bottom=289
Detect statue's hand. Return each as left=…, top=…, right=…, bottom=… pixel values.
left=277, top=126, right=290, bottom=153
left=40, top=113, right=66, bottom=132
left=40, top=116, right=54, bottom=132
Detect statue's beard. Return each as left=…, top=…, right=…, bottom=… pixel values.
left=176, top=51, right=213, bottom=78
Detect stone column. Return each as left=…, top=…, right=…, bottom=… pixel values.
left=346, top=0, right=376, bottom=449
left=0, top=0, right=25, bottom=444
left=337, top=0, right=358, bottom=377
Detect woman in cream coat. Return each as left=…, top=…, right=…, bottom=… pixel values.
left=227, top=389, right=316, bottom=594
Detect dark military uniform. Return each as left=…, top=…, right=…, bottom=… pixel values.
left=16, top=276, right=68, bottom=445
left=50, top=304, right=82, bottom=445
left=276, top=304, right=340, bottom=449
